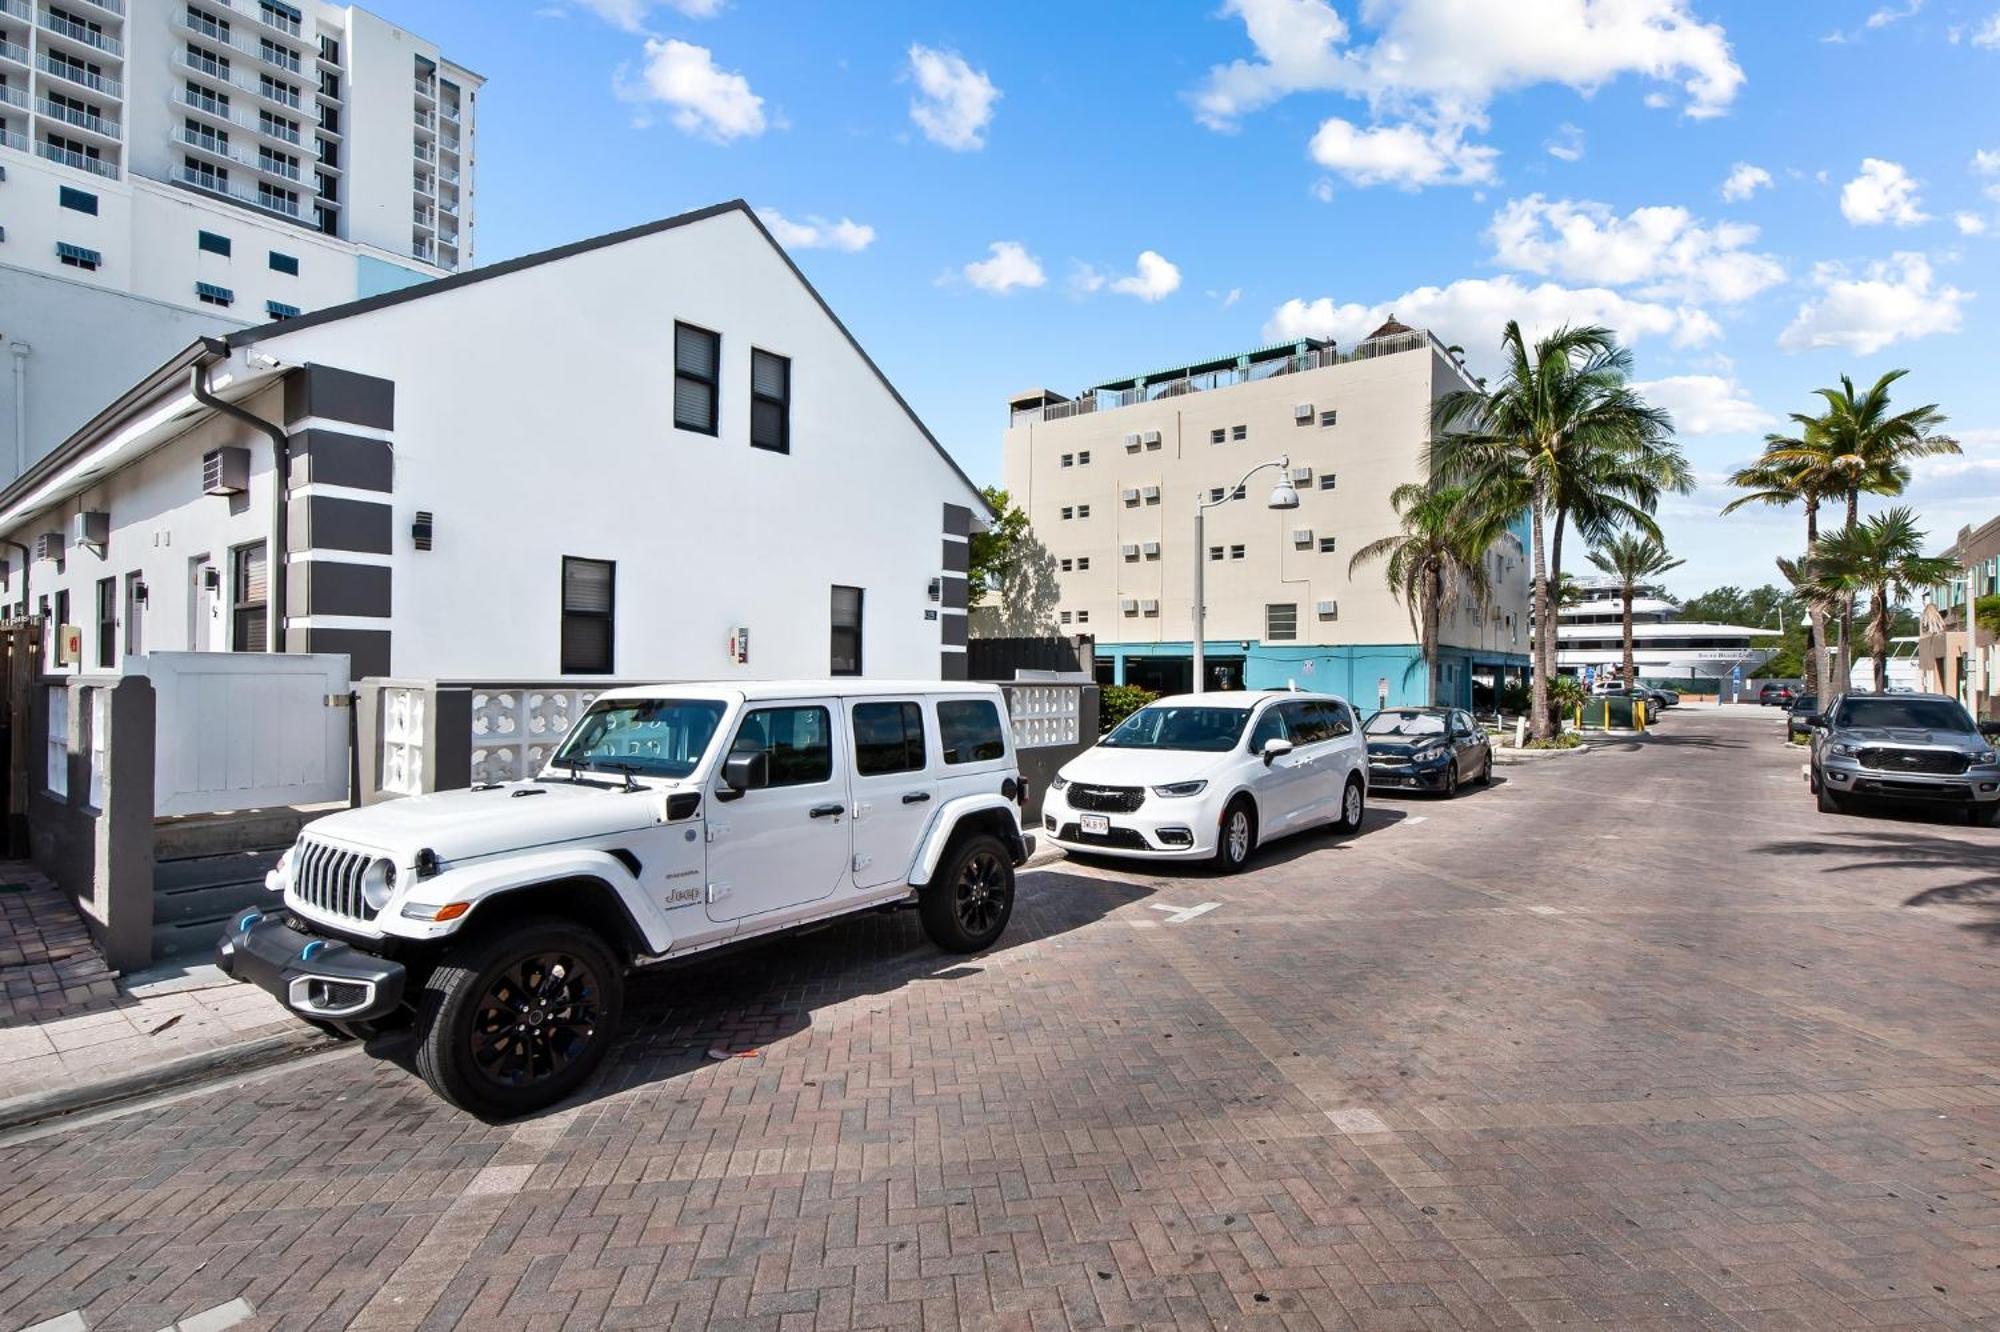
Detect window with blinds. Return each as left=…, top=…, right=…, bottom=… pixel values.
left=830, top=585, right=863, bottom=676
left=96, top=577, right=116, bottom=669
left=750, top=348, right=790, bottom=453
left=561, top=557, right=615, bottom=674
left=673, top=322, right=720, bottom=435
left=231, top=542, right=268, bottom=652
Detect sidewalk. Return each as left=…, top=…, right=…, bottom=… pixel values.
left=0, top=862, right=324, bottom=1130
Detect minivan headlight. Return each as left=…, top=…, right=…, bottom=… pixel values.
left=1152, top=780, right=1208, bottom=798
left=360, top=858, right=398, bottom=911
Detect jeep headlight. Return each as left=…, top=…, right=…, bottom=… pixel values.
left=1151, top=779, right=1208, bottom=798
left=360, top=858, right=398, bottom=912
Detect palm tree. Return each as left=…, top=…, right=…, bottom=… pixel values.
left=1430, top=322, right=1689, bottom=740
left=1806, top=508, right=1959, bottom=693
left=1586, top=535, right=1685, bottom=686
left=1723, top=422, right=1842, bottom=698
left=1349, top=483, right=1506, bottom=706
left=1764, top=372, right=1959, bottom=687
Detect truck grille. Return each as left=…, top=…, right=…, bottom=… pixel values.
left=1856, top=747, right=1969, bottom=775
left=291, top=838, right=380, bottom=923
left=1067, top=783, right=1144, bottom=813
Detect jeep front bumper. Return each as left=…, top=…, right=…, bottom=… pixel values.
left=216, top=911, right=408, bottom=1023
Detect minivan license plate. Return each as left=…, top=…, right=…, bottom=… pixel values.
left=1080, top=814, right=1109, bottom=836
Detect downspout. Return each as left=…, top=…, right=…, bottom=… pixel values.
left=191, top=339, right=288, bottom=653
left=9, top=342, right=29, bottom=483
left=1, top=539, right=27, bottom=625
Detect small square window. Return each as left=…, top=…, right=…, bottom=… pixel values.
left=750, top=347, right=790, bottom=453
left=269, top=250, right=299, bottom=275
left=1060, top=506, right=1074, bottom=520
left=1230, top=544, right=1245, bottom=560
left=1318, top=536, right=1337, bottom=553
left=56, top=242, right=99, bottom=270
left=1060, top=453, right=1073, bottom=468
left=1077, top=504, right=1090, bottom=518
left=1266, top=603, right=1298, bottom=641
left=198, top=230, right=231, bottom=256
left=1320, top=409, right=1337, bottom=427
left=673, top=321, right=721, bottom=435
left=1077, top=450, right=1090, bottom=465
left=196, top=281, right=234, bottom=306
left=1060, top=610, right=1072, bottom=625
left=1319, top=474, right=1337, bottom=490
left=1060, top=558, right=1073, bottom=572
left=1232, top=424, right=1247, bottom=441
left=1077, top=557, right=1090, bottom=571
left=1209, top=487, right=1225, bottom=503
left=58, top=186, right=97, bottom=215
left=1209, top=546, right=1223, bottom=561
left=1076, top=610, right=1089, bottom=624
left=1210, top=428, right=1225, bottom=445
left=1232, top=485, right=1247, bottom=500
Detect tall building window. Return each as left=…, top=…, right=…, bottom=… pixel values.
left=673, top=322, right=720, bottom=435
left=58, top=186, right=96, bottom=214
left=95, top=577, right=115, bottom=668
left=560, top=557, right=615, bottom=674
left=269, top=250, right=298, bottom=275
left=1266, top=603, right=1298, bottom=642
left=750, top=348, right=790, bottom=453
left=231, top=542, right=267, bottom=651
left=197, top=230, right=230, bottom=256
left=830, top=585, right=863, bottom=676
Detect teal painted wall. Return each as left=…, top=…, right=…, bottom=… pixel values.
left=356, top=255, right=436, bottom=300
left=1097, top=641, right=1529, bottom=711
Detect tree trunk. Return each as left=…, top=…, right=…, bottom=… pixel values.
left=1542, top=506, right=1569, bottom=737
left=1528, top=497, right=1551, bottom=741
left=1838, top=489, right=1859, bottom=691
left=1872, top=584, right=1890, bottom=694
left=1425, top=565, right=1442, bottom=707
left=1803, top=499, right=1826, bottom=699
left=1622, top=583, right=1635, bottom=684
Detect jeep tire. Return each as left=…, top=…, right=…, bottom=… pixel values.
left=920, top=833, right=1015, bottom=953
left=413, top=916, right=624, bottom=1119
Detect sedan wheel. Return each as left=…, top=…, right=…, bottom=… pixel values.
left=1444, top=761, right=1460, bottom=798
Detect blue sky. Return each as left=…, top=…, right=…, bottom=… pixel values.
left=383, top=0, right=2000, bottom=597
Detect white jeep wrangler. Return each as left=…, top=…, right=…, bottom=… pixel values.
left=218, top=681, right=1033, bottom=1117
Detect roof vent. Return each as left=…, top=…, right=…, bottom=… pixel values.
left=202, top=446, right=250, bottom=497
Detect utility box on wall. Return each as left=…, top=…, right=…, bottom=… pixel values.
left=54, top=624, right=82, bottom=666
left=201, top=446, right=250, bottom=497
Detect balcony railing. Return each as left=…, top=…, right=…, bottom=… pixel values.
left=0, top=0, right=28, bottom=22
left=440, top=102, right=459, bottom=123
left=412, top=205, right=433, bottom=227
left=179, top=163, right=300, bottom=217
left=182, top=9, right=227, bottom=42
left=439, top=134, right=459, bottom=154
left=36, top=97, right=117, bottom=137
left=436, top=162, right=458, bottom=184
left=412, top=107, right=433, bottom=130
left=0, top=125, right=25, bottom=151
left=0, top=81, right=23, bottom=109
left=412, top=142, right=433, bottom=164
left=412, top=76, right=432, bottom=97
left=248, top=1, right=301, bottom=38
left=38, top=139, right=114, bottom=177
left=411, top=240, right=435, bottom=262
left=38, top=54, right=119, bottom=97
left=0, top=40, right=25, bottom=67
left=68, top=0, right=119, bottom=13
left=39, top=11, right=120, bottom=56
left=258, top=40, right=299, bottom=73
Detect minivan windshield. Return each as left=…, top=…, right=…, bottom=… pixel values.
left=551, top=698, right=726, bottom=779
left=1833, top=697, right=1974, bottom=731
left=1100, top=705, right=1250, bottom=752
left=1365, top=710, right=1446, bottom=737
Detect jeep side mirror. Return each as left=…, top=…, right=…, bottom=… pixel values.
left=718, top=750, right=768, bottom=800
left=1261, top=737, right=1294, bottom=764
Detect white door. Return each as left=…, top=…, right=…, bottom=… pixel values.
left=846, top=698, right=936, bottom=891
left=187, top=555, right=221, bottom=651
left=1246, top=702, right=1314, bottom=828
left=704, top=701, right=851, bottom=923
left=146, top=651, right=350, bottom=816
left=122, top=572, right=144, bottom=659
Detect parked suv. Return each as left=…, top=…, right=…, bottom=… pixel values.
left=217, top=682, right=1034, bottom=1116
left=1808, top=692, right=2000, bottom=824
left=1042, top=690, right=1367, bottom=870
left=1759, top=683, right=1797, bottom=706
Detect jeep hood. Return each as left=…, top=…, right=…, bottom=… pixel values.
left=302, top=781, right=679, bottom=862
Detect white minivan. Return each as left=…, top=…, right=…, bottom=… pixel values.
left=1042, top=690, right=1368, bottom=870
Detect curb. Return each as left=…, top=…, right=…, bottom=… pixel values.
left=0, top=1026, right=339, bottom=1134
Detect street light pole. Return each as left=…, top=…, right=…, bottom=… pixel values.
left=1192, top=454, right=1300, bottom=695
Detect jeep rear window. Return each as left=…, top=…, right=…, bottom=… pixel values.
left=552, top=699, right=725, bottom=779
left=937, top=699, right=1007, bottom=764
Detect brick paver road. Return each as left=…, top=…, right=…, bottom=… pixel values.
left=6, top=706, right=2000, bottom=1331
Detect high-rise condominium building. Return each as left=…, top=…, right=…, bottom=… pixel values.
left=1000, top=320, right=1533, bottom=712
left=0, top=1, right=481, bottom=477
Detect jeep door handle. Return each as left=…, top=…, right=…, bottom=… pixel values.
left=809, top=804, right=845, bottom=819
left=902, top=792, right=932, bottom=804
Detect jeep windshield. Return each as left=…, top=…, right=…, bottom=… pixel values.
left=1832, top=697, right=1974, bottom=731
left=1100, top=705, right=1250, bottom=752
left=550, top=699, right=726, bottom=780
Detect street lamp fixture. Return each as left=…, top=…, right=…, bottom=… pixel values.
left=1193, top=454, right=1298, bottom=694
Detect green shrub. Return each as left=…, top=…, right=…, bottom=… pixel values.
left=1498, top=681, right=1531, bottom=714
left=1099, top=684, right=1158, bottom=734
left=1525, top=732, right=1583, bottom=750
left=1548, top=676, right=1590, bottom=714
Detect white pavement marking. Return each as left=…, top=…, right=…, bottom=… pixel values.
left=168, top=1298, right=256, bottom=1332
left=1526, top=905, right=1563, bottom=916
left=1327, top=1107, right=1391, bottom=1134
left=1402, top=815, right=1428, bottom=827
left=20, top=1314, right=89, bottom=1332
left=1147, top=902, right=1220, bottom=924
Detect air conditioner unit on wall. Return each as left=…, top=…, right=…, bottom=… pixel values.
left=1141, top=430, right=1162, bottom=448
left=202, top=446, right=250, bottom=496
left=1123, top=433, right=1142, bottom=452
left=71, top=511, right=108, bottom=551
left=1141, top=541, right=1161, bottom=556
left=1294, top=403, right=1314, bottom=421
left=1291, top=466, right=1313, bottom=484
left=1140, top=599, right=1159, bottom=615
left=1317, top=599, right=1339, bottom=619
left=1120, top=543, right=1139, bottom=558
left=1121, top=487, right=1140, bottom=503
left=1292, top=528, right=1313, bottom=547
left=34, top=532, right=63, bottom=563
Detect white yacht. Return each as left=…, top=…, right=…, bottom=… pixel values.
left=1556, top=577, right=1771, bottom=686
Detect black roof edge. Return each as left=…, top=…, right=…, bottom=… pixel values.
left=227, top=197, right=993, bottom=523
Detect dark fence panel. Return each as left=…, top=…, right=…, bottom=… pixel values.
left=968, top=635, right=1095, bottom=681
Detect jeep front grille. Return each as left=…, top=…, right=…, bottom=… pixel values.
left=291, top=839, right=380, bottom=923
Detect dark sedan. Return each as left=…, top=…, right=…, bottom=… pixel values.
left=1759, top=683, right=1797, bottom=706
left=1786, top=694, right=1820, bottom=742
left=1365, top=707, right=1493, bottom=796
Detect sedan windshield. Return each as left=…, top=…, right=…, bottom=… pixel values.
left=1101, top=705, right=1250, bottom=752
left=551, top=699, right=726, bottom=779
left=1790, top=695, right=1819, bottom=713
left=1833, top=697, right=1973, bottom=731
left=1365, top=711, right=1446, bottom=737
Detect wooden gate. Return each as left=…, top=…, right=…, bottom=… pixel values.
left=0, top=620, right=38, bottom=855
left=144, top=652, right=352, bottom=816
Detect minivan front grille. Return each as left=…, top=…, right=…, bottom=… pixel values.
left=1067, top=783, right=1144, bottom=813
left=291, top=838, right=379, bottom=923
left=1856, top=747, right=1969, bottom=775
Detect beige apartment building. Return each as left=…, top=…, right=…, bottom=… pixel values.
left=1918, top=514, right=1999, bottom=719
left=999, top=320, right=1532, bottom=710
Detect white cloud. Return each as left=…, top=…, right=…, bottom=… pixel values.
left=1867, top=0, right=1923, bottom=27
left=1971, top=13, right=2000, bottom=47
left=1264, top=275, right=1719, bottom=378
left=1630, top=375, right=1776, bottom=436
left=1720, top=162, right=1772, bottom=201
left=1216, top=287, right=1243, bottom=308
left=619, top=39, right=768, bottom=141
left=1545, top=122, right=1585, bottom=162
left=962, top=241, right=1045, bottom=294
left=1309, top=116, right=1497, bottom=188
left=1840, top=157, right=1930, bottom=226
left=1109, top=251, right=1183, bottom=302
left=1958, top=212, right=1991, bottom=236
left=906, top=45, right=999, bottom=151
left=1488, top=195, right=1785, bottom=304
left=1976, top=149, right=2000, bottom=175
left=571, top=0, right=723, bottom=31
left=756, top=209, right=874, bottom=252
left=1310, top=176, right=1336, bottom=202
left=1778, top=253, right=1970, bottom=355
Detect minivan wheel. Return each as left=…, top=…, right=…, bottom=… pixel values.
left=1214, top=798, right=1257, bottom=872
left=413, top=917, right=623, bottom=1119
left=1335, top=778, right=1366, bottom=833
left=921, top=834, right=1015, bottom=953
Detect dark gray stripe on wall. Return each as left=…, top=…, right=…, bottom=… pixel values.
left=289, top=429, right=393, bottom=492
left=286, top=626, right=391, bottom=679
left=285, top=364, right=395, bottom=431
left=288, top=494, right=393, bottom=555
left=941, top=539, right=968, bottom=574
left=939, top=574, right=968, bottom=610
left=942, top=503, right=972, bottom=539
left=940, top=652, right=968, bottom=681
left=940, top=613, right=967, bottom=647
left=288, top=560, right=392, bottom=619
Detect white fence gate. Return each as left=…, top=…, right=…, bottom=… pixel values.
left=144, top=652, right=351, bottom=817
